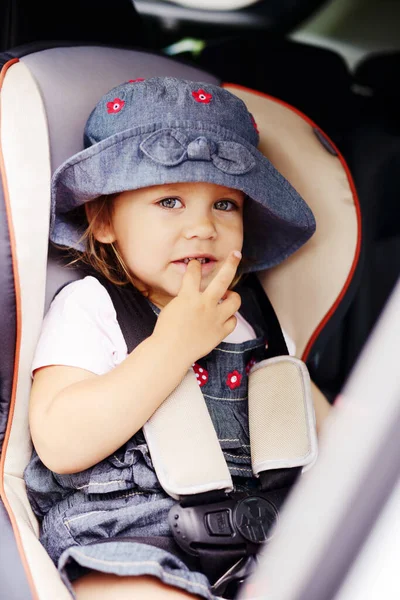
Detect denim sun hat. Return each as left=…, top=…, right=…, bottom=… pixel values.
left=51, top=76, right=316, bottom=271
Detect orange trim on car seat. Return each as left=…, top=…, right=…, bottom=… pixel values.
left=222, top=82, right=362, bottom=365
left=0, top=57, right=40, bottom=600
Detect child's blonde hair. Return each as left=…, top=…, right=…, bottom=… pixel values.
left=67, top=194, right=247, bottom=292
left=65, top=195, right=138, bottom=287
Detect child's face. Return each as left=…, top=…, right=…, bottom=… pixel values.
left=99, top=182, right=244, bottom=307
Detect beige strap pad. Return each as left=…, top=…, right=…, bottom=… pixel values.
left=248, top=356, right=318, bottom=475
left=143, top=369, right=233, bottom=499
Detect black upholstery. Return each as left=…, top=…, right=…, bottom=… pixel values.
left=196, top=34, right=355, bottom=149
left=351, top=51, right=400, bottom=240
left=0, top=0, right=147, bottom=52
left=310, top=51, right=400, bottom=397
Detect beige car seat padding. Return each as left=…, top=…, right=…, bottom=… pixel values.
left=224, top=84, right=360, bottom=359
left=0, top=60, right=59, bottom=600
left=1, top=61, right=51, bottom=475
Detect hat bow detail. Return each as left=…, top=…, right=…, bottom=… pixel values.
left=140, top=129, right=255, bottom=175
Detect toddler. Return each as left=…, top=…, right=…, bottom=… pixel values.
left=24, top=77, right=328, bottom=600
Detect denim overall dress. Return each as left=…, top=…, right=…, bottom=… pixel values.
left=24, top=275, right=285, bottom=600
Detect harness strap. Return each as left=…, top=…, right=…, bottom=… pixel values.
left=91, top=278, right=157, bottom=349
left=238, top=274, right=288, bottom=357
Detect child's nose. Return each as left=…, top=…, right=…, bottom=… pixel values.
left=183, top=214, right=217, bottom=240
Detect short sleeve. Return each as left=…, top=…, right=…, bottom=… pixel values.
left=282, top=329, right=296, bottom=356
left=32, top=276, right=128, bottom=376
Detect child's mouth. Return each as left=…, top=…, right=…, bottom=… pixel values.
left=172, top=256, right=216, bottom=273
left=182, top=257, right=209, bottom=264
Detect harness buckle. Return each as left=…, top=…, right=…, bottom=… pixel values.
left=169, top=490, right=280, bottom=555
left=169, top=489, right=283, bottom=597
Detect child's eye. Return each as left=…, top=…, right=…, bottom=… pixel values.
left=159, top=197, right=183, bottom=209
left=214, top=200, right=237, bottom=211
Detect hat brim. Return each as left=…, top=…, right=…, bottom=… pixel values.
left=51, top=122, right=315, bottom=272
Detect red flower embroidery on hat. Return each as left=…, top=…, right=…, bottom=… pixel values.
left=107, top=98, right=125, bottom=114
left=192, top=89, right=212, bottom=104
left=250, top=114, right=259, bottom=134
left=193, top=363, right=209, bottom=387
left=245, top=357, right=257, bottom=375
left=226, top=370, right=242, bottom=390
left=129, top=78, right=145, bottom=83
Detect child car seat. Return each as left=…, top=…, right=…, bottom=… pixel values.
left=0, top=43, right=360, bottom=599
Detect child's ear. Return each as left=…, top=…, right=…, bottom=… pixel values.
left=85, top=201, right=116, bottom=244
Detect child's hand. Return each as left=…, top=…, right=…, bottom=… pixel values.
left=153, top=251, right=242, bottom=365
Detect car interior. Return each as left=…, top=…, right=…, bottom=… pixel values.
left=0, top=0, right=398, bottom=598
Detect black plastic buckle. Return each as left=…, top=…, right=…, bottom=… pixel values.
left=168, top=473, right=299, bottom=597
left=168, top=489, right=280, bottom=557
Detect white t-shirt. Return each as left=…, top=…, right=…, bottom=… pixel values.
left=32, top=276, right=295, bottom=376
